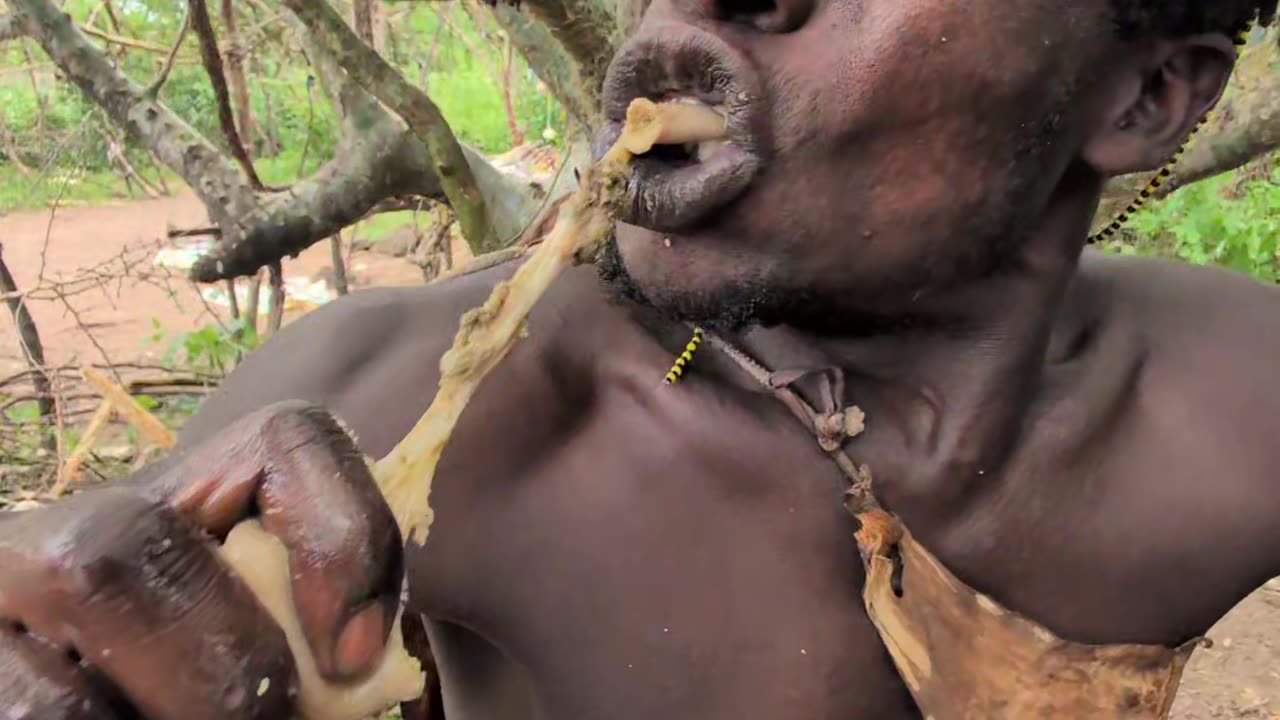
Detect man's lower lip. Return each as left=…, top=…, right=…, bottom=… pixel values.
left=618, top=142, right=760, bottom=232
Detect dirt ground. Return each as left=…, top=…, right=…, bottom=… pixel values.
left=0, top=191, right=435, bottom=377
left=1, top=194, right=1279, bottom=718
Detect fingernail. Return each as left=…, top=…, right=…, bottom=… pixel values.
left=333, top=602, right=388, bottom=680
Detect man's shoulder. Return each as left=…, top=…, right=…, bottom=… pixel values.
left=1078, top=249, right=1280, bottom=360
left=1077, top=249, right=1280, bottom=451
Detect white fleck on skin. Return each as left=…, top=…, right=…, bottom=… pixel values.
left=258, top=677, right=271, bottom=697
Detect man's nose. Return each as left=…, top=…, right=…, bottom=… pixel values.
left=691, top=0, right=814, bottom=33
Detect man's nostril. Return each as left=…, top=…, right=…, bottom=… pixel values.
left=714, top=0, right=810, bottom=33
left=722, top=0, right=776, bottom=21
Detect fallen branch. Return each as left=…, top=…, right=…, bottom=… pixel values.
left=51, top=399, right=114, bottom=496
left=80, top=366, right=177, bottom=450
left=168, top=225, right=222, bottom=238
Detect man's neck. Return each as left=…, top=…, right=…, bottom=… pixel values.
left=720, top=176, right=1102, bottom=523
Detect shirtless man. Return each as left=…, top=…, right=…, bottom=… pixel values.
left=3, top=1, right=1279, bottom=718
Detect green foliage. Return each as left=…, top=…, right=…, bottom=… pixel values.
left=1111, top=167, right=1280, bottom=283
left=3, top=399, right=42, bottom=425
left=0, top=1, right=566, bottom=211
left=147, top=318, right=262, bottom=376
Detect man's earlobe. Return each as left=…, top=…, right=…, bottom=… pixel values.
left=1082, top=34, right=1237, bottom=178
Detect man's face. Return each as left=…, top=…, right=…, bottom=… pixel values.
left=596, top=0, right=1113, bottom=331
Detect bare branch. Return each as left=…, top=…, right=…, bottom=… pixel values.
left=78, top=24, right=172, bottom=54
left=144, top=5, right=191, bottom=98
left=279, top=0, right=500, bottom=253
left=189, top=0, right=265, bottom=190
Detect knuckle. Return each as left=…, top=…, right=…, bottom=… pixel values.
left=40, top=492, right=201, bottom=609
left=255, top=400, right=359, bottom=456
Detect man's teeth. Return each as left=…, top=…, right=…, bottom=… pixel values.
left=657, top=96, right=728, bottom=161
left=696, top=139, right=728, bottom=162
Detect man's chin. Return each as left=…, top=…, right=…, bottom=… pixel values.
left=596, top=227, right=808, bottom=333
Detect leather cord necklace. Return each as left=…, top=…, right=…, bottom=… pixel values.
left=691, top=325, right=881, bottom=517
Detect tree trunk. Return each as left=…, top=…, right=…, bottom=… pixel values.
left=266, top=262, right=285, bottom=336
left=330, top=234, right=350, bottom=296
left=243, top=269, right=262, bottom=337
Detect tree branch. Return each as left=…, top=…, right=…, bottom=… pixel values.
left=510, top=0, right=615, bottom=108
left=144, top=5, right=190, bottom=98
left=280, top=0, right=500, bottom=254
left=78, top=23, right=171, bottom=53
left=189, top=0, right=264, bottom=190
left=486, top=1, right=597, bottom=127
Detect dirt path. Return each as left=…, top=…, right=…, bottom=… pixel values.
left=1, top=193, right=1278, bottom=718
left=0, top=191, right=428, bottom=377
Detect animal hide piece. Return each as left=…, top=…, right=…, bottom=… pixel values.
left=854, top=510, right=1205, bottom=720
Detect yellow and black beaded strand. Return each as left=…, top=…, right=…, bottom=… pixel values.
left=1088, top=26, right=1251, bottom=245
left=664, top=326, right=705, bottom=385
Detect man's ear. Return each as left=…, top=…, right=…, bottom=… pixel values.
left=1082, top=34, right=1237, bottom=177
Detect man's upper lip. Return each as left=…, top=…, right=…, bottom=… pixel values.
left=600, top=22, right=766, bottom=159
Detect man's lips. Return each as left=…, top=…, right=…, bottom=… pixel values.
left=597, top=23, right=767, bottom=233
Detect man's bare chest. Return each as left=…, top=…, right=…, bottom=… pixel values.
left=404, top=350, right=1224, bottom=719
left=412, top=394, right=924, bottom=718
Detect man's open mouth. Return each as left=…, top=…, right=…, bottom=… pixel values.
left=596, top=23, right=767, bottom=233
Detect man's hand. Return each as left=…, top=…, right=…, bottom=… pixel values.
left=0, top=400, right=403, bottom=720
